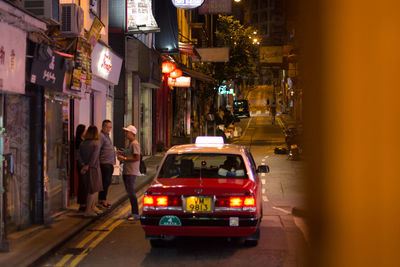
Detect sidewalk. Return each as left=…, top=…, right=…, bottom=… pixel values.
left=0, top=153, right=165, bottom=267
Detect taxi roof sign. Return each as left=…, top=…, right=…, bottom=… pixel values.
left=195, top=136, right=224, bottom=144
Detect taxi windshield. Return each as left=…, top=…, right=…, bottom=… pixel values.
left=158, top=153, right=248, bottom=179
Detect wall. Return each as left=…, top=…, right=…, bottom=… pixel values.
left=302, top=0, right=400, bottom=266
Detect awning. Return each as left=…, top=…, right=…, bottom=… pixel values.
left=181, top=67, right=214, bottom=83
left=179, top=42, right=201, bottom=60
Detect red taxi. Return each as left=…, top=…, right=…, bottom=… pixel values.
left=140, top=136, right=270, bottom=247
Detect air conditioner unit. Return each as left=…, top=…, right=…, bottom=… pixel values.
left=61, top=4, right=84, bottom=36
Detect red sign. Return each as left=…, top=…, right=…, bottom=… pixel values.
left=168, top=76, right=191, bottom=87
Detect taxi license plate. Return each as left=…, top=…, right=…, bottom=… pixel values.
left=184, top=196, right=212, bottom=212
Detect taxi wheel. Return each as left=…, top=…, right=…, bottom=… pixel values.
left=244, top=225, right=260, bottom=247
left=150, top=239, right=165, bottom=248
left=244, top=239, right=258, bottom=247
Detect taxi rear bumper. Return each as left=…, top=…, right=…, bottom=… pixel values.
left=141, top=214, right=260, bottom=237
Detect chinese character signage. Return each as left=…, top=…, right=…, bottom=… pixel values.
left=0, top=23, right=26, bottom=94
left=199, top=0, right=231, bottom=14
left=91, top=43, right=123, bottom=85
left=126, top=0, right=159, bottom=33
left=30, top=45, right=67, bottom=91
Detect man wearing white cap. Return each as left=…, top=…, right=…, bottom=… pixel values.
left=117, top=125, right=141, bottom=221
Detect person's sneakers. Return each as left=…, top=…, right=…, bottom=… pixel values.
left=78, top=206, right=86, bottom=212
left=127, top=214, right=141, bottom=221
left=101, top=202, right=112, bottom=209
left=92, top=206, right=103, bottom=215
left=84, top=211, right=98, bottom=217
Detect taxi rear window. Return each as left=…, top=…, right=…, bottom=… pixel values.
left=158, top=153, right=248, bottom=179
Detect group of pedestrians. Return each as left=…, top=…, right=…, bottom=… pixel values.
left=75, top=120, right=141, bottom=221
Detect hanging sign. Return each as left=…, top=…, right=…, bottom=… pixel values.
left=71, top=39, right=92, bottom=91
left=168, top=76, right=191, bottom=87
left=88, top=16, right=105, bottom=48
left=126, top=0, right=159, bottom=33
left=30, top=45, right=67, bottom=91
left=172, top=0, right=204, bottom=9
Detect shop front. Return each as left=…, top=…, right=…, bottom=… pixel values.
left=90, top=41, right=123, bottom=128
left=126, top=39, right=161, bottom=155
left=0, top=1, right=47, bottom=250
left=30, top=44, right=69, bottom=219
left=0, top=21, right=29, bottom=233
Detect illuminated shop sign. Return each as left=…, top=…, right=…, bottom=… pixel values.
left=172, top=0, right=204, bottom=9
left=168, top=76, right=191, bottom=87
left=218, top=85, right=234, bottom=95
left=126, top=0, right=159, bottom=33
left=218, top=80, right=235, bottom=95
left=91, top=43, right=123, bottom=85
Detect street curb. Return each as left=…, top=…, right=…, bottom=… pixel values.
left=28, top=171, right=157, bottom=267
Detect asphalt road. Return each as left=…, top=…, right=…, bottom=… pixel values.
left=39, top=112, right=307, bottom=267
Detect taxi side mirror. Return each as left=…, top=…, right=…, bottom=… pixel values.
left=257, top=165, right=270, bottom=173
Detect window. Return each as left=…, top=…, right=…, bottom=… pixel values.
left=158, top=153, right=248, bottom=179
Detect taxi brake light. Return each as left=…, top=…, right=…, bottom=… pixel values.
left=229, top=197, right=243, bottom=207
left=143, top=195, right=154, bottom=206
left=156, top=196, right=168, bottom=206
left=243, top=196, right=256, bottom=207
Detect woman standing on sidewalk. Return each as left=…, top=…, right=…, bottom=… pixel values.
left=79, top=126, right=103, bottom=217
left=75, top=124, right=87, bottom=211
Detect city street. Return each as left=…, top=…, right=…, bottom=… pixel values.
left=38, top=114, right=307, bottom=267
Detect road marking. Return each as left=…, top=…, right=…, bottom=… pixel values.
left=261, top=162, right=266, bottom=165
left=263, top=196, right=269, bottom=202
left=56, top=196, right=143, bottom=267
left=277, top=117, right=284, bottom=128
left=262, top=188, right=265, bottom=194
left=241, top=117, right=253, bottom=137
left=264, top=155, right=269, bottom=159
left=262, top=158, right=266, bottom=162
left=273, top=206, right=291, bottom=214
left=261, top=173, right=266, bottom=176
left=261, top=179, right=266, bottom=185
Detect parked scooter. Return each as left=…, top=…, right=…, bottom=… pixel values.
left=284, top=125, right=303, bottom=160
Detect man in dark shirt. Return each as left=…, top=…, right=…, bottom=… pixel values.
left=98, top=120, right=116, bottom=208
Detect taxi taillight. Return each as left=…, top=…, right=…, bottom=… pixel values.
left=243, top=196, right=255, bottom=207
left=143, top=195, right=180, bottom=207
left=143, top=195, right=168, bottom=206
left=143, top=195, right=154, bottom=206
left=229, top=197, right=243, bottom=207
left=220, top=196, right=256, bottom=208
left=156, top=196, right=168, bottom=206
